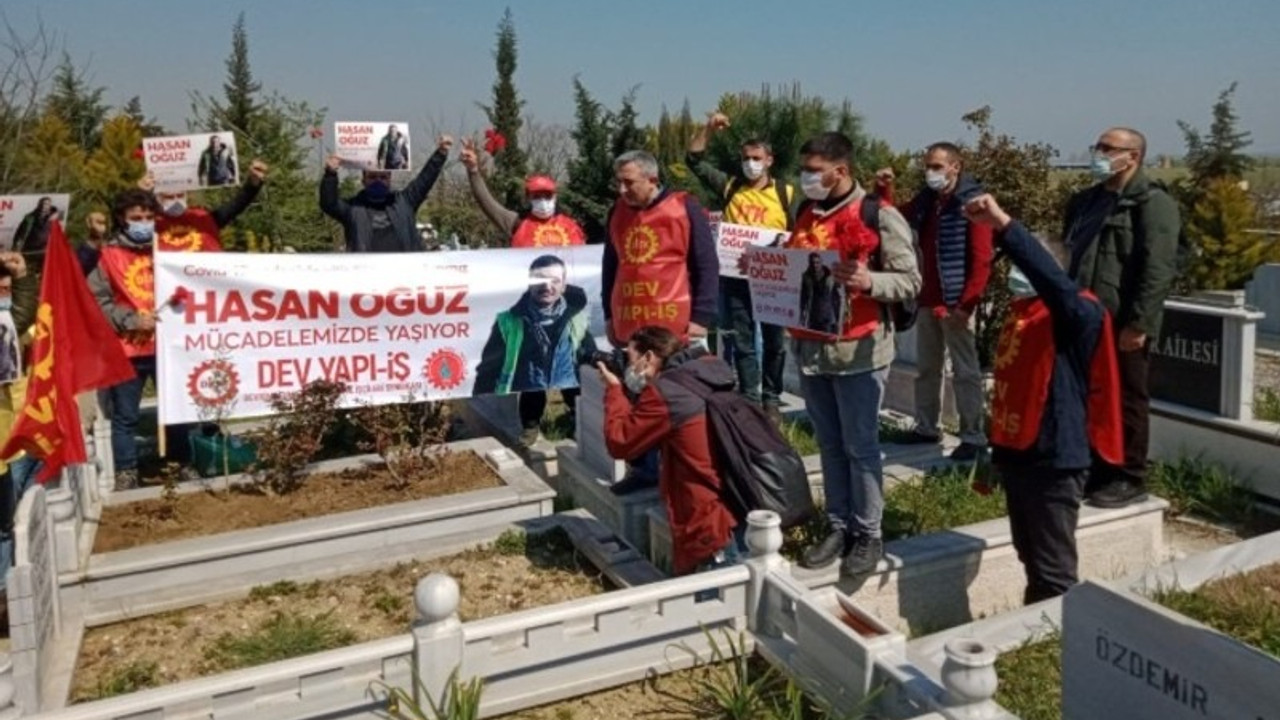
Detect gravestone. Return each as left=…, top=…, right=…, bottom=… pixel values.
left=1148, top=294, right=1263, bottom=420
left=5, top=486, right=60, bottom=715
left=574, top=371, right=626, bottom=483
left=1245, top=263, right=1280, bottom=338
left=1149, top=307, right=1224, bottom=413
left=1062, top=581, right=1280, bottom=720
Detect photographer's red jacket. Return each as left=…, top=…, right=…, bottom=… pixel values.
left=603, top=349, right=737, bottom=574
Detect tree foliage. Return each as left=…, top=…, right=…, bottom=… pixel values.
left=44, top=52, right=108, bottom=151
left=479, top=8, right=529, bottom=208
left=561, top=77, right=617, bottom=243
left=1178, top=82, right=1253, bottom=187
left=1184, top=178, right=1274, bottom=290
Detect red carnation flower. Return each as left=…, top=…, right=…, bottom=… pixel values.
left=132, top=147, right=144, bottom=160
left=483, top=128, right=507, bottom=155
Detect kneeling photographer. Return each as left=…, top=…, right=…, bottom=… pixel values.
left=597, top=326, right=740, bottom=575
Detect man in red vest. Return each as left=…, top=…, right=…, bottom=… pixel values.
left=786, top=132, right=920, bottom=580
left=143, top=159, right=269, bottom=252
left=87, top=189, right=192, bottom=490
left=459, top=138, right=588, bottom=446
left=602, top=150, right=719, bottom=494
left=964, top=193, right=1124, bottom=604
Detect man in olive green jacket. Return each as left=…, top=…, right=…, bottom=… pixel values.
left=1064, top=127, right=1181, bottom=509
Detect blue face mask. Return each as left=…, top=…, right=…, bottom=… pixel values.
left=1007, top=266, right=1037, bottom=298
left=124, top=220, right=155, bottom=245
left=364, top=181, right=390, bottom=201
left=0, top=298, right=11, bottom=312
left=1090, top=153, right=1116, bottom=181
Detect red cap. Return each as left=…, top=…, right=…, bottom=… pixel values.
left=525, top=175, right=557, bottom=194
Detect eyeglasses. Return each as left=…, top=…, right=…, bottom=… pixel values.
left=1091, top=143, right=1135, bottom=155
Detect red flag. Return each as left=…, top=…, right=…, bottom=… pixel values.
left=3, top=221, right=136, bottom=480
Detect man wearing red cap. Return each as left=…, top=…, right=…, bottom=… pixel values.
left=460, top=138, right=588, bottom=446
left=459, top=137, right=586, bottom=247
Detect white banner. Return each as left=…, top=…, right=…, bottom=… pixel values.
left=334, top=121, right=412, bottom=171
left=144, top=131, right=240, bottom=191
left=0, top=194, right=71, bottom=251
left=715, top=221, right=788, bottom=278
left=155, top=247, right=607, bottom=424
left=744, top=246, right=843, bottom=336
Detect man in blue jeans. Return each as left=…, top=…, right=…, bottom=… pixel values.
left=785, top=133, right=920, bottom=581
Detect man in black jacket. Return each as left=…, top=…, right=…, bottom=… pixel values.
left=320, top=135, right=452, bottom=252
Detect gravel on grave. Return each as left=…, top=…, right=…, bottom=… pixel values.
left=72, top=530, right=608, bottom=702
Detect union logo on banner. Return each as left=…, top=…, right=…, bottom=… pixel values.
left=187, top=359, right=241, bottom=409
left=423, top=349, right=466, bottom=391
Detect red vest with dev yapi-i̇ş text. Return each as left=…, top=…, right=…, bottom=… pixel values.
left=511, top=213, right=586, bottom=248
left=989, top=293, right=1124, bottom=464
left=608, top=192, right=693, bottom=342
left=156, top=208, right=223, bottom=252
left=98, top=245, right=156, bottom=357
left=785, top=198, right=882, bottom=341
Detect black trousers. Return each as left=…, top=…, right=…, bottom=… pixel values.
left=721, top=277, right=786, bottom=408
left=1093, top=342, right=1151, bottom=488
left=1001, top=465, right=1088, bottom=604
left=518, top=388, right=580, bottom=431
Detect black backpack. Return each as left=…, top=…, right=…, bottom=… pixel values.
left=666, top=372, right=815, bottom=529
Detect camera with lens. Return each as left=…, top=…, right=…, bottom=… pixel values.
left=587, top=348, right=628, bottom=376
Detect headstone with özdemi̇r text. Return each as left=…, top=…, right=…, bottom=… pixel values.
left=1062, top=581, right=1280, bottom=720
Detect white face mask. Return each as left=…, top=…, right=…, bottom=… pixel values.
left=1090, top=153, right=1118, bottom=181
left=530, top=198, right=556, bottom=219
left=163, top=197, right=188, bottom=217
left=623, top=363, right=649, bottom=394
left=742, top=159, right=766, bottom=181
left=1007, top=266, right=1037, bottom=298
left=799, top=171, right=830, bottom=201
left=925, top=170, right=950, bottom=192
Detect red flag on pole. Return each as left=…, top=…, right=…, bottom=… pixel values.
left=2, top=221, right=136, bottom=480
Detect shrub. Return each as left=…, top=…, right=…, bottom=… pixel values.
left=352, top=397, right=452, bottom=489
left=247, top=380, right=347, bottom=495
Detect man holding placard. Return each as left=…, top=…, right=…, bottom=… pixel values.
left=320, top=134, right=453, bottom=253
left=687, top=112, right=793, bottom=422
left=141, top=158, right=270, bottom=253
left=782, top=132, right=919, bottom=580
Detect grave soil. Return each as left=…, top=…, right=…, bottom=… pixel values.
left=73, top=529, right=608, bottom=702
left=92, top=451, right=501, bottom=553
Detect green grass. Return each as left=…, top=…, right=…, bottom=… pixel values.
left=994, top=634, right=1062, bottom=720
left=202, top=611, right=358, bottom=672
left=1256, top=386, right=1280, bottom=423
left=492, top=528, right=527, bottom=556
left=782, top=465, right=1008, bottom=560
left=1149, top=563, right=1280, bottom=658
left=882, top=465, right=1008, bottom=540
left=86, top=660, right=163, bottom=701
left=1147, top=455, right=1255, bottom=527
left=779, top=417, right=919, bottom=457
left=247, top=579, right=322, bottom=601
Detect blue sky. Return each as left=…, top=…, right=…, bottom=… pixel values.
left=5, top=0, right=1279, bottom=158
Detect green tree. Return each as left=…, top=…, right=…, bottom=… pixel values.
left=191, top=14, right=332, bottom=252
left=14, top=112, right=84, bottom=193
left=1178, top=82, right=1253, bottom=187
left=944, top=106, right=1086, bottom=368
left=82, top=114, right=145, bottom=215
left=479, top=8, right=529, bottom=208
left=217, top=12, right=262, bottom=135
left=561, top=77, right=614, bottom=242
left=44, top=52, right=108, bottom=152
left=1185, top=178, right=1274, bottom=290
left=123, top=95, right=166, bottom=137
